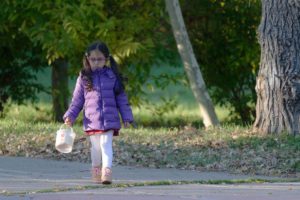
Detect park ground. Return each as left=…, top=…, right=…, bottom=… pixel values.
left=1, top=66, right=300, bottom=199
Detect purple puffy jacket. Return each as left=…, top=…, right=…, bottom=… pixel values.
left=63, top=66, right=134, bottom=132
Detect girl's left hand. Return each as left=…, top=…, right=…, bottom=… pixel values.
left=124, top=122, right=130, bottom=128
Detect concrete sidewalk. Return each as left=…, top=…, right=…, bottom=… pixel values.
left=0, top=156, right=299, bottom=199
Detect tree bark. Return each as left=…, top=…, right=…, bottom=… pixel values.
left=165, top=0, right=219, bottom=127
left=254, top=0, right=300, bottom=135
left=52, top=58, right=69, bottom=122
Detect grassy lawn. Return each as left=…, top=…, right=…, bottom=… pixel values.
left=1, top=104, right=300, bottom=177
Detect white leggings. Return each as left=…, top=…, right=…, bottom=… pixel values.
left=89, top=130, right=113, bottom=168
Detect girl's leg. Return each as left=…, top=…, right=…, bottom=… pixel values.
left=100, top=130, right=113, bottom=184
left=99, top=130, right=114, bottom=168
left=90, top=134, right=102, bottom=167
left=89, top=134, right=102, bottom=183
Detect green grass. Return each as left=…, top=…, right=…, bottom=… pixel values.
left=2, top=101, right=230, bottom=127
left=2, top=178, right=300, bottom=196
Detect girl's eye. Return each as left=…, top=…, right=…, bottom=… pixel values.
left=90, top=58, right=106, bottom=62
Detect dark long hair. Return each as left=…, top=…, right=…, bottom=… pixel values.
left=81, top=41, right=125, bottom=93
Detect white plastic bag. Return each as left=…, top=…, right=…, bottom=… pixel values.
left=55, top=124, right=76, bottom=153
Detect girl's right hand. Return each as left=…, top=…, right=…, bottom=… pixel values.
left=64, top=117, right=72, bottom=127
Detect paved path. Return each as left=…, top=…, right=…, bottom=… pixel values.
left=0, top=156, right=299, bottom=200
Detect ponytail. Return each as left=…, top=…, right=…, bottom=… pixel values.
left=109, top=55, right=126, bottom=94
left=81, top=55, right=93, bottom=91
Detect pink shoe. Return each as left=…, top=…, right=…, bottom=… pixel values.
left=101, top=167, right=112, bottom=184
left=91, top=166, right=101, bottom=183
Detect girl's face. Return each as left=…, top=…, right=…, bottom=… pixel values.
left=88, top=50, right=107, bottom=71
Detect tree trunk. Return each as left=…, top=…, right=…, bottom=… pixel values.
left=0, top=94, right=8, bottom=117
left=52, top=58, right=69, bottom=122
left=165, top=0, right=219, bottom=127
left=254, top=0, right=300, bottom=135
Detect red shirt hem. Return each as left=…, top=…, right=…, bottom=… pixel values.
left=85, top=129, right=119, bottom=136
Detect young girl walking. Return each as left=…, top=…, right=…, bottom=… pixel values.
left=63, top=41, right=134, bottom=184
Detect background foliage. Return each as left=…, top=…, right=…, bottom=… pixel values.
left=0, top=0, right=261, bottom=124
left=181, top=0, right=261, bottom=123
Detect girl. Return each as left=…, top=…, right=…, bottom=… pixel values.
left=63, top=41, right=134, bottom=184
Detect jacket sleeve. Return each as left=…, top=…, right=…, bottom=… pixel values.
left=114, top=81, right=134, bottom=123
left=63, top=75, right=85, bottom=124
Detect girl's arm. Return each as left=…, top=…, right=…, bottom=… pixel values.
left=63, top=75, right=85, bottom=124
left=115, top=82, right=134, bottom=124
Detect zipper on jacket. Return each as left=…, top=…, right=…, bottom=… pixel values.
left=99, top=72, right=104, bottom=130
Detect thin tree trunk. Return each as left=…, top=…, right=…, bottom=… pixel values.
left=165, top=0, right=219, bottom=127
left=254, top=0, right=300, bottom=135
left=52, top=58, right=69, bottom=122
